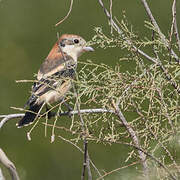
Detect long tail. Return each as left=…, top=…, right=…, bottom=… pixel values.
left=16, top=103, right=43, bottom=128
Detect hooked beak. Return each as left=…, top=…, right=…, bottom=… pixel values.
left=83, top=46, right=94, bottom=52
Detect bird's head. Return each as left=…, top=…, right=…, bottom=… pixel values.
left=55, top=34, right=94, bottom=61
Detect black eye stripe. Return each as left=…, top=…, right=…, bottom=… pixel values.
left=74, top=39, right=79, bottom=44
left=59, top=39, right=66, bottom=47
left=60, top=42, right=65, bottom=47
left=59, top=38, right=80, bottom=47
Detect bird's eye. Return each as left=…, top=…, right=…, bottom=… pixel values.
left=74, top=39, right=79, bottom=44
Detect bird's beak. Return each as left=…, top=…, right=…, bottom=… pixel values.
left=83, top=46, right=94, bottom=52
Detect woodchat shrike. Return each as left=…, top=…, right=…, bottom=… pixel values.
left=17, top=34, right=94, bottom=128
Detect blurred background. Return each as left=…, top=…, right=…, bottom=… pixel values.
left=0, top=0, right=179, bottom=179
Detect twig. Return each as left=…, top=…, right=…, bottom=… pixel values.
left=169, top=2, right=175, bottom=62
left=109, top=0, right=113, bottom=34
left=158, top=63, right=180, bottom=93
left=172, top=0, right=180, bottom=51
left=57, top=32, right=67, bottom=61
left=97, top=0, right=180, bottom=93
left=55, top=0, right=73, bottom=27
left=98, top=0, right=158, bottom=64
left=97, top=0, right=123, bottom=35
left=96, top=161, right=139, bottom=180
left=58, top=135, right=103, bottom=179
left=140, top=0, right=180, bottom=63
left=0, top=148, right=20, bottom=180
left=82, top=140, right=88, bottom=180
left=111, top=100, right=149, bottom=179
left=90, top=138, right=177, bottom=180
left=133, top=100, right=180, bottom=173
left=117, top=142, right=177, bottom=180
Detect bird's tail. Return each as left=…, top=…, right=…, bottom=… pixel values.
left=16, top=103, right=43, bottom=128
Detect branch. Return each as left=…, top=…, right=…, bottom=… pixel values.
left=90, top=138, right=177, bottom=180
left=97, top=0, right=180, bottom=94
left=0, top=109, right=114, bottom=129
left=58, top=135, right=103, bottom=179
left=111, top=101, right=149, bottom=178
left=72, top=83, right=92, bottom=180
left=141, top=0, right=180, bottom=62
left=97, top=0, right=158, bottom=64
left=0, top=148, right=20, bottom=180
left=96, top=161, right=139, bottom=180
left=133, top=100, right=180, bottom=173
left=0, top=114, right=24, bottom=129
left=81, top=140, right=89, bottom=180
left=172, top=0, right=180, bottom=51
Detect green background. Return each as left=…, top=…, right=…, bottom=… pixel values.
left=0, top=0, right=179, bottom=179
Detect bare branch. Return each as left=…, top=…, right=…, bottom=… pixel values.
left=109, top=0, right=113, bottom=34
left=0, top=114, right=24, bottom=129
left=96, top=161, right=139, bottom=180
left=73, top=83, right=92, bottom=180
left=172, top=0, right=180, bottom=51
left=158, top=63, right=180, bottom=93
left=111, top=100, right=149, bottom=179
left=97, top=0, right=159, bottom=64
left=81, top=140, right=88, bottom=180
left=90, top=138, right=177, bottom=180
left=0, top=109, right=114, bottom=129
left=141, top=0, right=180, bottom=62
left=97, top=0, right=123, bottom=35
left=0, top=148, right=20, bottom=180
left=58, top=135, right=103, bottom=179
left=133, top=101, right=180, bottom=173
left=97, top=0, right=180, bottom=93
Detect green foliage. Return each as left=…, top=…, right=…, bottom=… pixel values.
left=49, top=19, right=180, bottom=179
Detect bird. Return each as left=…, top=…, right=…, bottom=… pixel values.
left=16, top=34, right=94, bottom=128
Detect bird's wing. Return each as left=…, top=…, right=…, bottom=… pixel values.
left=37, top=52, right=76, bottom=80
left=25, top=54, right=76, bottom=107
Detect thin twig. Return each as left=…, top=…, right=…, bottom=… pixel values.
left=158, top=63, right=180, bottom=93
left=58, top=135, right=103, bottom=179
left=90, top=138, right=177, bottom=180
left=26, top=102, right=46, bottom=141
left=169, top=2, right=175, bottom=62
left=57, top=32, right=67, bottom=61
left=133, top=101, right=180, bottom=173
left=96, top=161, right=139, bottom=180
left=109, top=0, right=113, bottom=34
left=55, top=0, right=73, bottom=27
left=82, top=140, right=88, bottom=180
left=116, top=142, right=177, bottom=180
left=0, top=148, right=20, bottom=180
